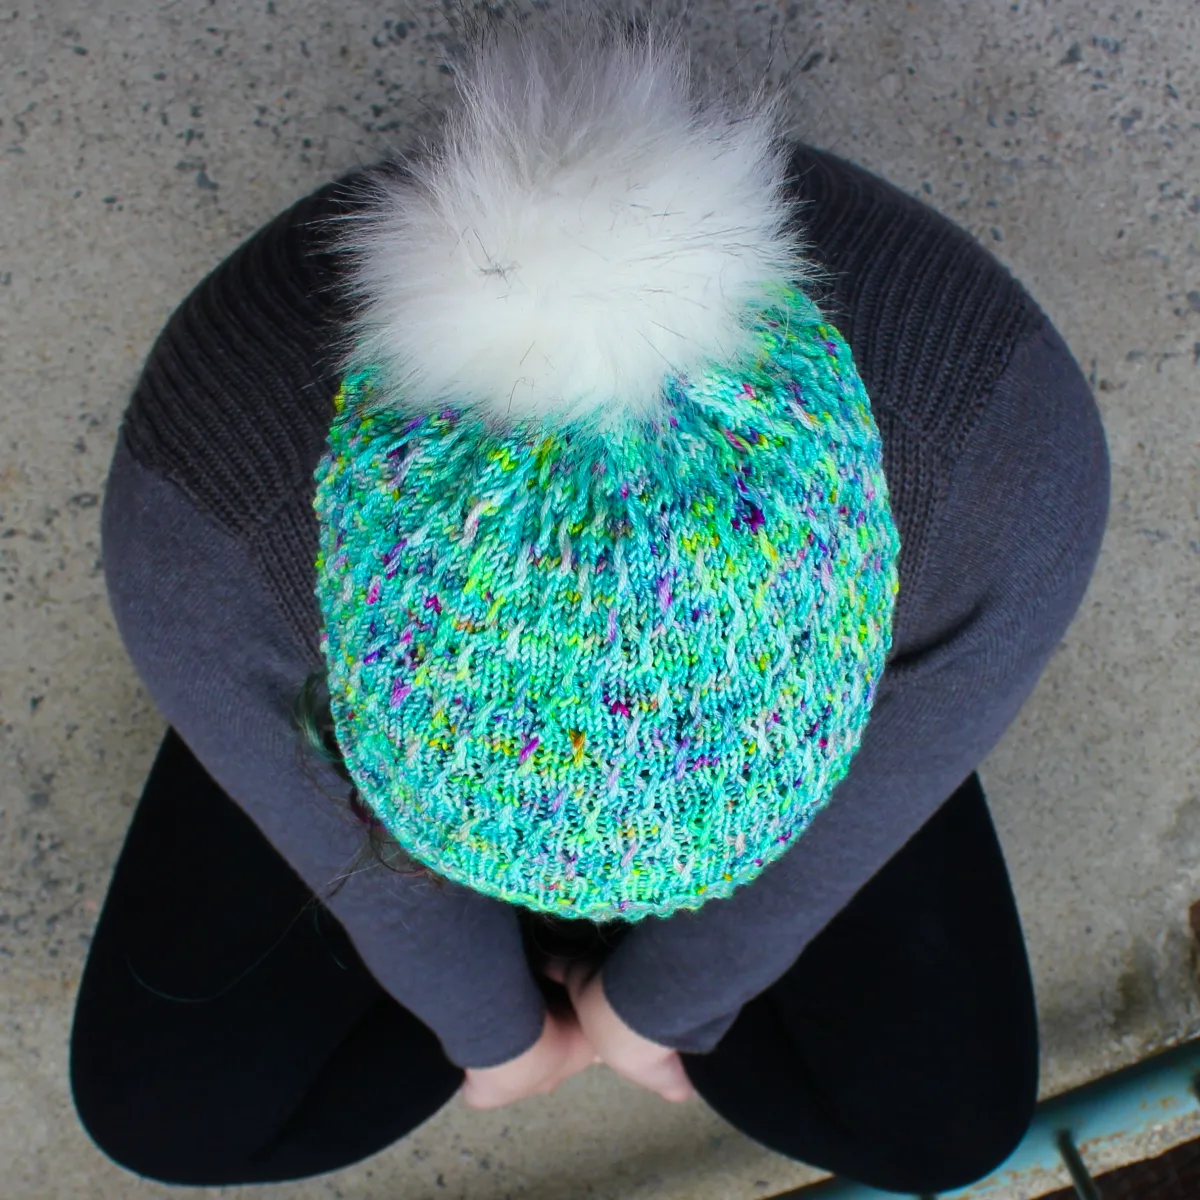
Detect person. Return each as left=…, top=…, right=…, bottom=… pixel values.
left=70, top=15, right=1110, bottom=1197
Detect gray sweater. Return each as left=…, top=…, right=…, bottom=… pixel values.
left=100, top=144, right=1111, bottom=1069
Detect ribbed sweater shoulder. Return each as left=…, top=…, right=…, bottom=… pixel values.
left=118, top=143, right=1048, bottom=663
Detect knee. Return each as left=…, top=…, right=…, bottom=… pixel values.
left=865, top=1073, right=1038, bottom=1195
left=70, top=1036, right=231, bottom=1186
left=70, top=1055, right=147, bottom=1182
left=70, top=1047, right=164, bottom=1184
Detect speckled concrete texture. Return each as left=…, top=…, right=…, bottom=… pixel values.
left=2, top=1, right=1199, bottom=1197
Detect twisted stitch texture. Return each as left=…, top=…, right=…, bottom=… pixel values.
left=313, top=286, right=901, bottom=921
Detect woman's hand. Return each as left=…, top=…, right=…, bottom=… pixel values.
left=458, top=1004, right=601, bottom=1111
left=542, top=958, right=697, bottom=1103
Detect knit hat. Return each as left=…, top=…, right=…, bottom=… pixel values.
left=312, top=21, right=901, bottom=923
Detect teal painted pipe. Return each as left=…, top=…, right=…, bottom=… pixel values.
left=782, top=1037, right=1200, bottom=1199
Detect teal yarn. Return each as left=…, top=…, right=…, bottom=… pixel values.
left=312, top=285, right=901, bottom=922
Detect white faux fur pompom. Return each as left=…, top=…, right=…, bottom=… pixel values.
left=333, top=17, right=825, bottom=427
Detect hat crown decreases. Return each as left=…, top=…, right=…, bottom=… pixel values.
left=313, top=286, right=900, bottom=921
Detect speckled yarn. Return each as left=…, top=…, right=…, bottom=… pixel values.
left=313, top=285, right=901, bottom=922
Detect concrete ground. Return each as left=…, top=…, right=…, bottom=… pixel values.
left=3, top=1, right=1200, bottom=1197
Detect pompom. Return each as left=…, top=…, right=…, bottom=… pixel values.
left=330, top=17, right=828, bottom=428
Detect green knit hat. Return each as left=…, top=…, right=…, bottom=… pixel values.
left=311, top=25, right=900, bottom=922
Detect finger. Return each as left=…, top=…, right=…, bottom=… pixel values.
left=602, top=1050, right=697, bottom=1104
left=653, top=1056, right=698, bottom=1103
left=541, top=958, right=568, bottom=984
left=661, top=1078, right=698, bottom=1102
left=557, top=958, right=602, bottom=1002
left=459, top=1082, right=505, bottom=1110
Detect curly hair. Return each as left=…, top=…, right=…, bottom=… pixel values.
left=290, top=669, right=449, bottom=891
left=288, top=669, right=631, bottom=963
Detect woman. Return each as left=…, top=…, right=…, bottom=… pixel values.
left=70, top=16, right=1110, bottom=1196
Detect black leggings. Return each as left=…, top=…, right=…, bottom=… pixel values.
left=70, top=729, right=1038, bottom=1195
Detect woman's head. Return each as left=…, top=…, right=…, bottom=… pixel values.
left=305, top=19, right=900, bottom=923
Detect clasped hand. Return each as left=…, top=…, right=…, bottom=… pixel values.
left=459, top=958, right=697, bottom=1110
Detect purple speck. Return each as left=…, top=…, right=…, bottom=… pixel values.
left=519, top=735, right=539, bottom=765
left=390, top=679, right=412, bottom=708
left=672, top=738, right=692, bottom=781
left=366, top=577, right=382, bottom=605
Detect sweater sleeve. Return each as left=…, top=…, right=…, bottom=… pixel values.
left=599, top=316, right=1112, bottom=1053
left=100, top=432, right=548, bottom=1070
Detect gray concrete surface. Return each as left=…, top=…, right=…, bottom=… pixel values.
left=2, top=1, right=1199, bottom=1197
